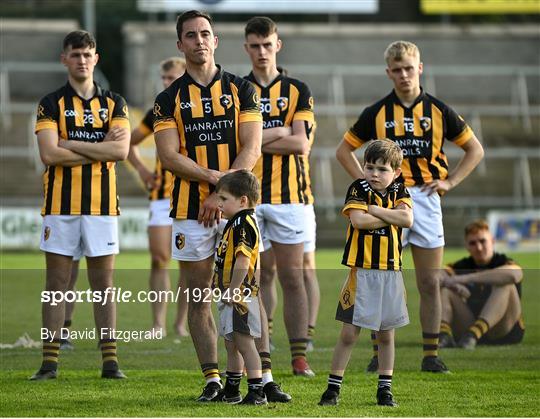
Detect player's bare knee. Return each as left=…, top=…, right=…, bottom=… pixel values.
left=418, top=275, right=439, bottom=297
left=376, top=330, right=393, bottom=346
left=188, top=298, right=211, bottom=315
left=46, top=275, right=71, bottom=290
left=260, top=267, right=276, bottom=283
left=151, top=256, right=169, bottom=270
left=340, top=325, right=360, bottom=346
left=279, top=278, right=303, bottom=294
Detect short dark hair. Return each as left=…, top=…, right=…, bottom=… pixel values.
left=63, top=30, right=96, bottom=51
left=176, top=10, right=213, bottom=41
left=244, top=16, right=277, bottom=38
left=216, top=170, right=260, bottom=207
left=363, top=138, right=403, bottom=170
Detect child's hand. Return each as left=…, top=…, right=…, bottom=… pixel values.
left=221, top=287, right=242, bottom=305
left=221, top=292, right=232, bottom=305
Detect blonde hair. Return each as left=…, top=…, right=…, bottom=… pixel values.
left=160, top=57, right=186, bottom=72
left=464, top=219, right=490, bottom=237
left=384, top=41, right=420, bottom=65
left=364, top=138, right=403, bottom=170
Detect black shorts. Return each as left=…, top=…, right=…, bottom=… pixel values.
left=480, top=318, right=525, bottom=345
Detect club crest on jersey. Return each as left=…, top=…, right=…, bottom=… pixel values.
left=44, top=226, right=51, bottom=241
left=420, top=116, right=432, bottom=132
left=252, top=92, right=260, bottom=106
left=217, top=239, right=228, bottom=254
left=240, top=228, right=248, bottom=241
left=98, top=108, right=108, bottom=122
left=153, top=103, right=163, bottom=117
left=340, top=288, right=352, bottom=309
left=276, top=97, right=288, bottom=111
left=175, top=233, right=185, bottom=250
left=220, top=94, right=233, bottom=109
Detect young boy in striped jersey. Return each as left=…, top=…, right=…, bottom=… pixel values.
left=213, top=170, right=266, bottom=405
left=319, top=139, right=412, bottom=407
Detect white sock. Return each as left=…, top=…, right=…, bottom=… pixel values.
left=262, top=371, right=273, bottom=385
left=207, top=376, right=222, bottom=386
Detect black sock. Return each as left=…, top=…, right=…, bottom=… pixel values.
left=378, top=374, right=392, bottom=391
left=247, top=377, right=263, bottom=393
left=224, top=371, right=242, bottom=396
left=328, top=374, right=343, bottom=393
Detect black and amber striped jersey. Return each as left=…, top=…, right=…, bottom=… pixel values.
left=35, top=82, right=130, bottom=216
left=447, top=253, right=522, bottom=314
left=298, top=121, right=317, bottom=205
left=153, top=67, right=262, bottom=220
left=341, top=179, right=412, bottom=270
left=344, top=89, right=474, bottom=187
left=137, top=108, right=174, bottom=201
left=213, top=209, right=260, bottom=299
left=298, top=155, right=313, bottom=204
left=245, top=72, right=315, bottom=204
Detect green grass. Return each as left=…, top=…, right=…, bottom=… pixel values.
left=1, top=248, right=539, bottom=417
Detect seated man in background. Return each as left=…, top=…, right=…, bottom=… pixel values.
left=439, top=220, right=524, bottom=350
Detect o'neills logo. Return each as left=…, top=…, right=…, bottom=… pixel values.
left=175, top=233, right=185, bottom=250
left=44, top=226, right=51, bottom=241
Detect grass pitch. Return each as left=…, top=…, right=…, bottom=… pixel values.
left=1, top=249, right=539, bottom=417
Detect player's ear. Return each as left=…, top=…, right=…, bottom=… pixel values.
left=177, top=40, right=184, bottom=53
left=240, top=195, right=248, bottom=206
left=418, top=61, right=423, bottom=75
left=393, top=167, right=402, bottom=180
left=213, top=35, right=219, bottom=49
left=276, top=38, right=282, bottom=52
left=94, top=52, right=99, bottom=65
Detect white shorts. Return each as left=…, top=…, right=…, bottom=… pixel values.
left=256, top=203, right=305, bottom=248
left=40, top=215, right=119, bottom=258
left=402, top=186, right=445, bottom=249
left=336, top=268, right=409, bottom=331
left=171, top=219, right=226, bottom=262
left=148, top=199, right=173, bottom=227
left=303, top=204, right=317, bottom=253
left=218, top=298, right=261, bottom=341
